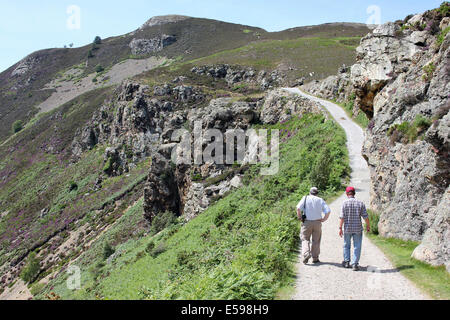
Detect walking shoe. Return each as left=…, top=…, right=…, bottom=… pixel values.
left=303, top=254, right=311, bottom=264
left=313, top=259, right=321, bottom=264
left=342, top=261, right=350, bottom=268
left=352, top=263, right=360, bottom=271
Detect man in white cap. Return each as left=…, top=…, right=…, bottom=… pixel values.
left=297, top=187, right=331, bottom=264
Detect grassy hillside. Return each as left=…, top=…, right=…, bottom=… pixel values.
left=187, top=37, right=361, bottom=82
left=36, top=113, right=349, bottom=300
left=0, top=87, right=149, bottom=279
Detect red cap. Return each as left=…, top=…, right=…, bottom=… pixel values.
left=346, top=187, right=356, bottom=194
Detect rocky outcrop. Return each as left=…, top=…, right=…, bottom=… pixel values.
left=260, top=89, right=326, bottom=124
left=143, top=153, right=180, bottom=224
left=139, top=15, right=190, bottom=30
left=302, top=68, right=352, bottom=103
left=129, top=35, right=176, bottom=55
left=11, top=55, right=40, bottom=77
left=303, top=7, right=450, bottom=269
left=191, top=64, right=284, bottom=90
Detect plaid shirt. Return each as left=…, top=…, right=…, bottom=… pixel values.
left=340, top=197, right=368, bottom=234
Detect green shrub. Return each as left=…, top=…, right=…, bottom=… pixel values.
left=309, top=147, right=333, bottom=191
left=438, top=1, right=450, bottom=16
left=88, top=50, right=94, bottom=58
left=214, top=202, right=238, bottom=226
left=12, top=120, right=24, bottom=133
left=150, top=242, right=167, bottom=258
left=437, top=26, right=450, bottom=46
left=422, top=63, right=436, bottom=82
left=20, top=252, right=41, bottom=284
left=69, top=181, right=78, bottom=192
left=388, top=115, right=432, bottom=143
left=103, top=242, right=115, bottom=260
left=103, top=157, right=112, bottom=174
left=30, top=282, right=46, bottom=296
left=190, top=172, right=202, bottom=182
left=367, top=210, right=380, bottom=235
left=95, top=65, right=105, bottom=73
left=93, top=36, right=102, bottom=45
left=150, top=211, right=177, bottom=235
left=145, top=241, right=155, bottom=253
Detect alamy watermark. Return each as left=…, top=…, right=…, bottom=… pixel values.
left=66, top=265, right=81, bottom=290
left=366, top=5, right=381, bottom=29
left=170, top=121, right=279, bottom=176
left=67, top=5, right=81, bottom=30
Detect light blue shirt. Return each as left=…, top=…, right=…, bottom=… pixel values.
left=297, top=195, right=331, bottom=221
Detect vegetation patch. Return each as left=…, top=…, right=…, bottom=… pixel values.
left=368, top=234, right=450, bottom=300
left=422, top=63, right=436, bottom=82
left=387, top=115, right=432, bottom=144
left=437, top=26, right=450, bottom=46
left=336, top=93, right=369, bottom=128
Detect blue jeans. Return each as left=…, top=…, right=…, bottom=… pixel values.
left=343, top=233, right=363, bottom=265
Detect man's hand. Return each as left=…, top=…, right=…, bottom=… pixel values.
left=366, top=225, right=371, bottom=233
left=321, top=212, right=330, bottom=223
left=339, top=228, right=343, bottom=238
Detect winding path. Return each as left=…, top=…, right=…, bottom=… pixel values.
left=283, top=88, right=429, bottom=300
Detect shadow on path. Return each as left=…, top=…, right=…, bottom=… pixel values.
left=304, top=261, right=414, bottom=274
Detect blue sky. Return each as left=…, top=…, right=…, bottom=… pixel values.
left=0, top=0, right=443, bottom=72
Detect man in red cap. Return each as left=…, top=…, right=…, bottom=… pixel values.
left=339, top=187, right=370, bottom=271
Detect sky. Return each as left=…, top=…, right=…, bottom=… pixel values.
left=0, top=0, right=444, bottom=73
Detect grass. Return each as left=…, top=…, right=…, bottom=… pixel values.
left=187, top=37, right=362, bottom=83
left=437, top=26, right=450, bottom=46
left=387, top=115, right=432, bottom=144
left=39, top=113, right=349, bottom=300
left=366, top=210, right=449, bottom=300
left=334, top=93, right=369, bottom=129
left=367, top=234, right=450, bottom=300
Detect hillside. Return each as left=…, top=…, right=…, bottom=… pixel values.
left=0, top=15, right=369, bottom=143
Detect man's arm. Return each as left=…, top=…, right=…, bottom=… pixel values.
left=321, top=200, right=331, bottom=223
left=296, top=197, right=305, bottom=220
left=364, top=218, right=370, bottom=233
left=339, top=218, right=344, bottom=237
left=361, top=202, right=370, bottom=233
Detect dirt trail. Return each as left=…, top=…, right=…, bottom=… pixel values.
left=283, top=88, right=429, bottom=300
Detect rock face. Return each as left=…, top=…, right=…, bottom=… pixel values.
left=303, top=8, right=450, bottom=269
left=191, top=64, right=284, bottom=90
left=260, top=89, right=327, bottom=124
left=302, top=69, right=352, bottom=104
left=139, top=15, right=190, bottom=30
left=11, top=55, right=40, bottom=77
left=129, top=35, right=177, bottom=55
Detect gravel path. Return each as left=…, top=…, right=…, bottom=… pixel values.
left=283, top=88, right=429, bottom=300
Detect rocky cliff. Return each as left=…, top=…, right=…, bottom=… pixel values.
left=303, top=5, right=450, bottom=270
